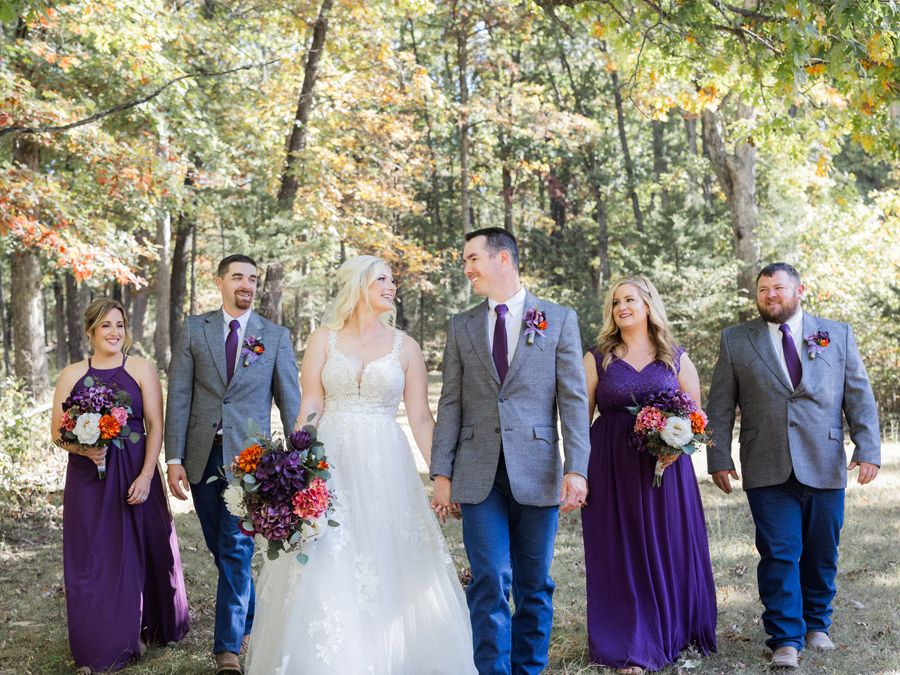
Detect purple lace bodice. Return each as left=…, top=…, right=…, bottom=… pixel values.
left=588, top=345, right=685, bottom=414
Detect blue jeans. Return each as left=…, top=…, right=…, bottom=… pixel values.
left=191, top=444, right=256, bottom=654
left=460, top=455, right=559, bottom=675
left=745, top=471, right=844, bottom=651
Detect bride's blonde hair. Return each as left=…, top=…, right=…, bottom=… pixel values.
left=321, top=255, right=397, bottom=330
left=595, top=275, right=677, bottom=372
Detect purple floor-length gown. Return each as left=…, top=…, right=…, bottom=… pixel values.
left=63, top=356, right=189, bottom=672
left=581, top=346, right=717, bottom=671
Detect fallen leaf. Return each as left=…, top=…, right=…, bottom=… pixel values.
left=724, top=632, right=752, bottom=642
left=851, top=600, right=865, bottom=610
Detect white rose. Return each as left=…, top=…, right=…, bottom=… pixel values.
left=223, top=484, right=248, bottom=518
left=73, top=413, right=102, bottom=445
left=299, top=515, right=327, bottom=543
left=659, top=416, right=694, bottom=449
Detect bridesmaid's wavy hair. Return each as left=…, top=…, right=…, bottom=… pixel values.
left=85, top=298, right=133, bottom=354
left=595, top=276, right=677, bottom=372
left=321, top=255, right=397, bottom=330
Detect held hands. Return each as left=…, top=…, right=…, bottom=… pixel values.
left=559, top=473, right=587, bottom=514
left=127, top=470, right=152, bottom=505
left=430, top=475, right=461, bottom=524
left=712, top=469, right=740, bottom=494
left=848, top=461, right=879, bottom=485
left=167, top=464, right=191, bottom=501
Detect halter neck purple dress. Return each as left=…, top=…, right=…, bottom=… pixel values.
left=63, top=356, right=189, bottom=672
left=581, top=346, right=717, bottom=670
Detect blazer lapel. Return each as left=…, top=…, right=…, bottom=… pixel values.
left=204, top=309, right=229, bottom=387
left=227, top=311, right=265, bottom=391
left=796, top=313, right=830, bottom=392
left=466, top=301, right=501, bottom=386
left=748, top=317, right=793, bottom=392
left=502, top=290, right=541, bottom=390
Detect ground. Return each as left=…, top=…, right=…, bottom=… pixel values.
left=1, top=375, right=898, bottom=674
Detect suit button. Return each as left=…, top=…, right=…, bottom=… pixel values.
left=790, top=398, right=796, bottom=403
left=499, top=397, right=505, bottom=403
left=212, top=423, right=217, bottom=428
left=495, top=427, right=501, bottom=434
left=223, top=400, right=229, bottom=404
left=789, top=422, right=796, bottom=427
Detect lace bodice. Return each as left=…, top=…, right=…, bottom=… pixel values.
left=321, top=329, right=405, bottom=416
left=589, top=345, right=686, bottom=414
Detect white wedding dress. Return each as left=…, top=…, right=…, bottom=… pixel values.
left=246, top=330, right=477, bottom=675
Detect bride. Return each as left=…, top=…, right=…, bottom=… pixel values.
left=246, top=255, right=477, bottom=675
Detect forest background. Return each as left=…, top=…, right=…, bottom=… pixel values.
left=1, top=0, right=900, bottom=488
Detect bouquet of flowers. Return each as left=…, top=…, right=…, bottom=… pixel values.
left=59, top=376, right=141, bottom=479
left=626, top=388, right=712, bottom=487
left=216, top=415, right=338, bottom=563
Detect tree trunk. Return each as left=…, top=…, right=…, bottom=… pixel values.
left=609, top=69, right=643, bottom=232
left=699, top=113, right=715, bottom=220
left=277, top=0, right=334, bottom=209
left=702, top=100, right=760, bottom=320
left=154, top=211, right=172, bottom=371
left=590, top=185, right=610, bottom=299
left=11, top=250, right=51, bottom=396
left=651, top=118, right=670, bottom=217
left=190, top=219, right=197, bottom=315
left=53, top=278, right=67, bottom=369
left=257, top=263, right=284, bottom=325
left=457, top=17, right=470, bottom=236
left=170, top=213, right=193, bottom=343
left=292, top=288, right=303, bottom=351
left=501, top=159, right=514, bottom=234
left=65, top=272, right=84, bottom=361
left=0, top=257, right=11, bottom=375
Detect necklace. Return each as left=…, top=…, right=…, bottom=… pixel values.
left=354, top=326, right=383, bottom=348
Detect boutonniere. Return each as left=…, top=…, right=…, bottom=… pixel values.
left=523, top=307, right=548, bottom=346
left=241, top=335, right=264, bottom=366
left=804, top=330, right=830, bottom=360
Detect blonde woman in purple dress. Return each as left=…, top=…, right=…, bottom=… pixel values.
left=581, top=276, right=716, bottom=672
left=51, top=298, right=189, bottom=672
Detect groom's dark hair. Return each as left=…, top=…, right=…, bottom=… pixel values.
left=756, top=262, right=801, bottom=285
left=218, top=254, right=259, bottom=279
left=465, top=227, right=519, bottom=271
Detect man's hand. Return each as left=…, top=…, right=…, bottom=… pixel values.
left=559, top=473, right=587, bottom=515
left=848, top=461, right=879, bottom=485
left=712, top=469, right=739, bottom=494
left=430, top=475, right=460, bottom=524
left=167, top=464, right=190, bottom=501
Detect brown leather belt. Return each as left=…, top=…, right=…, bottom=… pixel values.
left=213, top=434, right=223, bottom=446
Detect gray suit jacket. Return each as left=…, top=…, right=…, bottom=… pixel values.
left=430, top=291, right=591, bottom=507
left=706, top=313, right=880, bottom=490
left=164, top=309, right=302, bottom=484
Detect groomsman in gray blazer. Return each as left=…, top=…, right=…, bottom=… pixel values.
left=165, top=254, right=301, bottom=675
left=706, top=262, right=880, bottom=669
left=431, top=228, right=591, bottom=675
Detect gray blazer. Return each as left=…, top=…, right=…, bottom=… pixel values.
left=164, top=309, right=302, bottom=484
left=706, top=313, right=880, bottom=490
left=430, top=291, right=591, bottom=507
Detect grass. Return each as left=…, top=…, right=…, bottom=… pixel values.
left=1, top=374, right=898, bottom=674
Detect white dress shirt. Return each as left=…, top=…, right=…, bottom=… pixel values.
left=487, top=286, right=527, bottom=366
left=766, top=307, right=804, bottom=389
left=167, top=308, right=253, bottom=465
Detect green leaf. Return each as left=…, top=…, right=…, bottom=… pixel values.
left=681, top=444, right=697, bottom=455
left=266, top=548, right=280, bottom=561
left=289, top=531, right=301, bottom=545
left=317, top=470, right=331, bottom=480
left=327, top=520, right=339, bottom=528
left=206, top=475, right=219, bottom=484
left=296, top=552, right=309, bottom=564
left=129, top=432, right=140, bottom=443
left=65, top=431, right=76, bottom=440
left=243, top=519, right=254, bottom=531
left=113, top=439, right=122, bottom=449
left=243, top=473, right=257, bottom=484
left=83, top=376, right=94, bottom=387
left=121, top=425, right=131, bottom=435
left=0, top=3, right=18, bottom=23
left=247, top=418, right=263, bottom=437
left=306, top=412, right=317, bottom=423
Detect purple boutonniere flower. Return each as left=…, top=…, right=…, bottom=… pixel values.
left=242, top=335, right=265, bottom=367
left=523, top=307, right=548, bottom=346
left=804, top=330, right=830, bottom=360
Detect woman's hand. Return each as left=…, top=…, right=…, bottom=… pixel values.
left=127, top=471, right=153, bottom=505
left=81, top=446, right=107, bottom=466
left=658, top=453, right=679, bottom=469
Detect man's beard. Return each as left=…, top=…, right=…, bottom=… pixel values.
left=234, top=292, right=253, bottom=310
left=757, top=298, right=798, bottom=324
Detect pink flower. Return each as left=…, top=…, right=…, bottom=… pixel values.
left=61, top=412, right=76, bottom=431
left=292, top=478, right=330, bottom=520
left=634, top=406, right=667, bottom=433
left=110, top=407, right=128, bottom=426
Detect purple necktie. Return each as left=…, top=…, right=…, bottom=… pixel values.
left=493, top=304, right=509, bottom=384
left=779, top=323, right=802, bottom=389
left=226, top=319, right=240, bottom=384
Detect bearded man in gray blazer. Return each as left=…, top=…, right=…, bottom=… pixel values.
left=706, top=262, right=880, bottom=669
left=431, top=227, right=591, bottom=675
left=165, top=254, right=301, bottom=675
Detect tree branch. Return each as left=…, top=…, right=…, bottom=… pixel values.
left=0, top=58, right=279, bottom=138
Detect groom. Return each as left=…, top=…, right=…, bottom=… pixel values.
left=707, top=262, right=880, bottom=669
left=165, top=254, right=301, bottom=675
left=431, top=227, right=590, bottom=675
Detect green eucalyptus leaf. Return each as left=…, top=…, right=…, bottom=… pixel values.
left=206, top=476, right=219, bottom=484
left=289, top=531, right=301, bottom=545
left=267, top=548, right=280, bottom=561
left=121, top=425, right=131, bottom=435
left=327, top=520, right=340, bottom=528
left=296, top=552, right=309, bottom=565
left=129, top=432, right=140, bottom=443
left=306, top=412, right=317, bottom=423
left=243, top=519, right=254, bottom=531
left=317, top=470, right=331, bottom=480
left=681, top=444, right=697, bottom=455
left=83, top=376, right=94, bottom=387
left=65, top=431, right=76, bottom=440
left=243, top=473, right=257, bottom=484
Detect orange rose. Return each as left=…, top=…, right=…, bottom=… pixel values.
left=235, top=444, right=264, bottom=473
left=689, top=410, right=707, bottom=434
left=98, top=414, right=121, bottom=440
left=317, top=460, right=329, bottom=470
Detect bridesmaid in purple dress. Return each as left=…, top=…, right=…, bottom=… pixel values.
left=581, top=276, right=716, bottom=673
left=51, top=299, right=189, bottom=672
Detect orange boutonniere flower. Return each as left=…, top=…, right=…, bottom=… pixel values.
left=235, top=444, right=265, bottom=473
